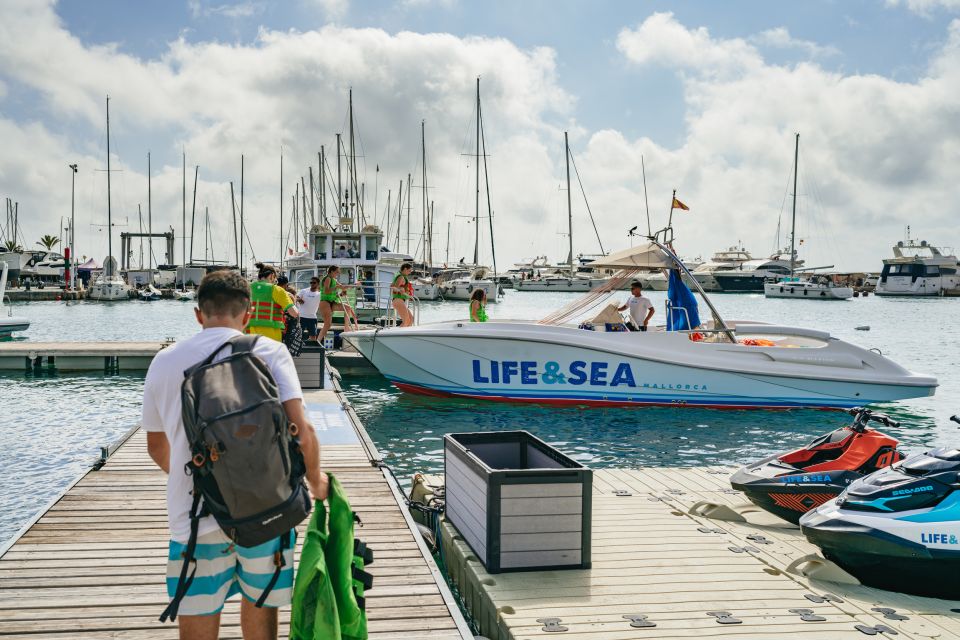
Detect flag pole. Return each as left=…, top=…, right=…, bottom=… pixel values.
left=667, top=189, right=676, bottom=230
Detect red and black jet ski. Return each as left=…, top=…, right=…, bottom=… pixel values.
left=730, top=408, right=903, bottom=524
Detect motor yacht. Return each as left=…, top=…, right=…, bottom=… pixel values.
left=713, top=250, right=798, bottom=292
left=875, top=236, right=959, bottom=296
left=0, top=263, right=29, bottom=338
left=439, top=267, right=499, bottom=303
left=514, top=273, right=608, bottom=292
left=344, top=241, right=936, bottom=409
left=646, top=246, right=752, bottom=291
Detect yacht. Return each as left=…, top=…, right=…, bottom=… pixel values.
left=713, top=250, right=798, bottom=292
left=343, top=241, right=936, bottom=409
left=0, top=263, right=29, bottom=338
left=875, top=236, right=959, bottom=297
left=20, top=250, right=66, bottom=284
left=87, top=97, right=131, bottom=302
left=515, top=273, right=608, bottom=292
left=647, top=246, right=753, bottom=291
left=439, top=267, right=499, bottom=303
left=286, top=223, right=405, bottom=322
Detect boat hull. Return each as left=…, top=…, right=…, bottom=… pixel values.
left=764, top=282, right=853, bottom=300
left=344, top=323, right=935, bottom=409
left=0, top=317, right=30, bottom=337
left=515, top=278, right=607, bottom=292
left=713, top=274, right=766, bottom=292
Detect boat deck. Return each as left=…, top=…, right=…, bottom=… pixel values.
left=442, top=466, right=960, bottom=640
left=0, top=386, right=471, bottom=639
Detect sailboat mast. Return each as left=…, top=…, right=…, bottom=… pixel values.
left=182, top=151, right=185, bottom=273
left=105, top=96, right=113, bottom=276
left=230, top=181, right=238, bottom=266
left=446, top=220, right=450, bottom=265
left=641, top=155, right=651, bottom=236
left=395, top=179, right=402, bottom=249
left=565, top=131, right=573, bottom=277
left=421, top=120, right=428, bottom=265
left=336, top=134, right=342, bottom=221
left=308, top=167, right=315, bottom=228
left=474, top=77, right=480, bottom=266
left=349, top=89, right=358, bottom=230
left=240, top=155, right=245, bottom=272
left=279, top=150, right=284, bottom=269
left=147, top=151, right=152, bottom=271
left=406, top=173, right=412, bottom=255
left=189, top=166, right=198, bottom=264
left=789, top=132, right=799, bottom=277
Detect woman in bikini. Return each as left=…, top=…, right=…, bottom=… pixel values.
left=318, top=265, right=360, bottom=344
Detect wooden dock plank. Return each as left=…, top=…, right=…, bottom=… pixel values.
left=0, top=383, right=471, bottom=638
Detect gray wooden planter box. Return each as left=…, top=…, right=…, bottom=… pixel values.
left=293, top=344, right=325, bottom=390
left=443, top=431, right=591, bottom=573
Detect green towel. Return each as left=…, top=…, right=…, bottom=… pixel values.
left=290, top=474, right=369, bottom=640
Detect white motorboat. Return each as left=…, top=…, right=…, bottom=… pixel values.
left=344, top=241, right=936, bottom=409
left=875, top=233, right=960, bottom=296
left=0, top=263, right=29, bottom=338
left=412, top=278, right=440, bottom=301
left=87, top=98, right=131, bottom=302
left=646, top=246, right=752, bottom=291
left=439, top=268, right=499, bottom=303
left=138, top=284, right=162, bottom=301
left=764, top=276, right=853, bottom=300
left=515, top=274, right=608, bottom=292
left=173, top=289, right=196, bottom=301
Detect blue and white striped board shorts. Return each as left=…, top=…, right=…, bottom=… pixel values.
left=166, top=528, right=296, bottom=616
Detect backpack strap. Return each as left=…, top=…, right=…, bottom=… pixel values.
left=159, top=491, right=206, bottom=623
left=253, top=528, right=293, bottom=608
left=229, top=333, right=260, bottom=354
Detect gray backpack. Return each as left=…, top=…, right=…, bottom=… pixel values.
left=161, top=334, right=311, bottom=622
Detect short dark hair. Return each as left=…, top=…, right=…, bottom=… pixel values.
left=630, top=281, right=643, bottom=289
left=401, top=262, right=412, bottom=271
left=197, top=270, right=251, bottom=317
left=277, top=275, right=289, bottom=286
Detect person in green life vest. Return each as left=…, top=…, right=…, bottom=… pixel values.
left=247, top=262, right=298, bottom=342
left=390, top=263, right=415, bottom=327
left=470, top=288, right=488, bottom=323
left=318, top=265, right=360, bottom=344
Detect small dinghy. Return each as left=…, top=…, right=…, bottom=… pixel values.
left=173, top=289, right=195, bottom=301
left=139, top=284, right=162, bottom=301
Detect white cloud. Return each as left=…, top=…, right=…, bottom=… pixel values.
left=311, top=0, right=349, bottom=20
left=0, top=0, right=571, bottom=267
left=886, top=0, right=960, bottom=16
left=189, top=1, right=264, bottom=19
left=600, top=13, right=960, bottom=269
left=750, top=27, right=839, bottom=58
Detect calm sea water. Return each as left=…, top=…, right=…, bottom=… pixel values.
left=1, top=291, right=958, bottom=546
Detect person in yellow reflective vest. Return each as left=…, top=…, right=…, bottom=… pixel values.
left=247, top=262, right=299, bottom=342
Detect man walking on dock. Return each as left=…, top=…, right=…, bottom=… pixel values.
left=142, top=270, right=327, bottom=639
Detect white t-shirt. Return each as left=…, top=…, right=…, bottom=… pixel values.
left=141, top=327, right=303, bottom=542
left=296, top=287, right=322, bottom=318
left=626, top=295, right=654, bottom=326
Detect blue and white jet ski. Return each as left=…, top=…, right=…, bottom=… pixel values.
left=800, top=415, right=960, bottom=599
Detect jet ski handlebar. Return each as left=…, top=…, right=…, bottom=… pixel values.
left=847, top=407, right=900, bottom=431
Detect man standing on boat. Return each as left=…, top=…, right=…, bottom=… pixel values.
left=619, top=281, right=655, bottom=331
left=143, top=270, right=327, bottom=639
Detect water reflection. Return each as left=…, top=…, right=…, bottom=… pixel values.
left=346, top=375, right=942, bottom=485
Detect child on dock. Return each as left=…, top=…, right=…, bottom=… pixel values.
left=142, top=270, right=327, bottom=638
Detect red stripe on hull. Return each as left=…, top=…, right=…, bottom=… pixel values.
left=389, top=381, right=837, bottom=411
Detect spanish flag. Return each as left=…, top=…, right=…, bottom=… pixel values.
left=672, top=197, right=689, bottom=211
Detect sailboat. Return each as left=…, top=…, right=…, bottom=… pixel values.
left=440, top=78, right=499, bottom=304
left=0, top=263, right=29, bottom=338
left=516, top=132, right=607, bottom=292
left=88, top=96, right=132, bottom=302
left=764, top=133, right=852, bottom=300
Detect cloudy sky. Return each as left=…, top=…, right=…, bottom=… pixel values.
left=1, top=0, right=958, bottom=271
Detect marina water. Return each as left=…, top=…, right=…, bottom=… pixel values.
left=2, top=290, right=958, bottom=546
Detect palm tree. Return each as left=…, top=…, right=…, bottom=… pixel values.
left=3, top=239, right=22, bottom=252
left=37, top=235, right=60, bottom=250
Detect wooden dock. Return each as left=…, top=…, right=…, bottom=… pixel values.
left=442, top=467, right=960, bottom=640
left=0, top=342, right=377, bottom=375
left=0, top=385, right=471, bottom=639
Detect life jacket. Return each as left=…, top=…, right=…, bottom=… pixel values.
left=392, top=274, right=412, bottom=300
left=290, top=474, right=372, bottom=640
left=249, top=280, right=286, bottom=330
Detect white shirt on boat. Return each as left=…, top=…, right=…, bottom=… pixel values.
left=296, top=287, right=322, bottom=318
left=140, top=327, right=302, bottom=543
left=625, top=295, right=654, bottom=326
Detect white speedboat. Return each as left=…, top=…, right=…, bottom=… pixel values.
left=0, top=263, right=29, bottom=338
left=440, top=268, right=499, bottom=303
left=764, top=276, right=853, bottom=300
left=138, top=284, right=162, bottom=301
left=173, top=289, right=196, bottom=301
left=344, top=242, right=936, bottom=409
left=412, top=278, right=440, bottom=301
left=875, top=235, right=960, bottom=296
